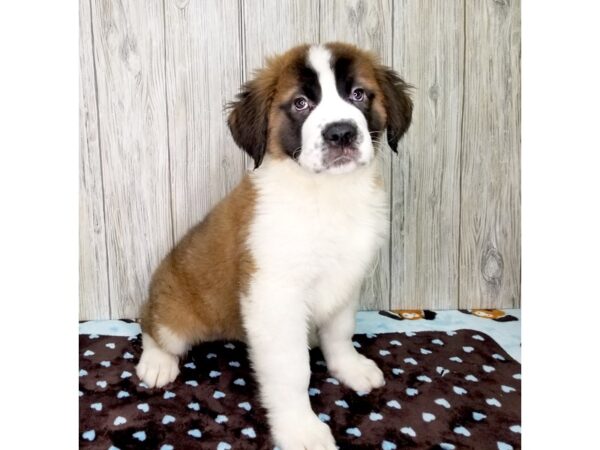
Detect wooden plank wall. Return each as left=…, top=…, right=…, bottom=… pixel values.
left=80, top=0, right=521, bottom=320
left=391, top=1, right=464, bottom=310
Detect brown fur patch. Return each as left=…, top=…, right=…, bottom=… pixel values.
left=140, top=176, right=256, bottom=346
left=228, top=45, right=311, bottom=166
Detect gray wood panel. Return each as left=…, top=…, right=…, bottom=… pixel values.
left=80, top=0, right=110, bottom=320
left=459, top=0, right=521, bottom=308
left=242, top=0, right=320, bottom=75
left=320, top=0, right=393, bottom=311
left=90, top=0, right=173, bottom=319
left=164, top=0, right=246, bottom=241
left=391, top=0, right=464, bottom=310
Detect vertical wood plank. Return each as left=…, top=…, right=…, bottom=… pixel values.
left=459, top=0, right=521, bottom=308
left=391, top=1, right=464, bottom=310
left=242, top=0, right=320, bottom=79
left=80, top=0, right=110, bottom=320
left=90, top=0, right=173, bottom=319
left=320, top=0, right=393, bottom=311
left=164, top=0, right=245, bottom=241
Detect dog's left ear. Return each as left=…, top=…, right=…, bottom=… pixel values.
left=375, top=66, right=413, bottom=152
left=227, top=76, right=273, bottom=168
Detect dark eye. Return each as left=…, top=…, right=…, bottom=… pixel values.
left=293, top=97, right=308, bottom=111
left=351, top=87, right=365, bottom=102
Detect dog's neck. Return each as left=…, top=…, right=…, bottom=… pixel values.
left=253, top=152, right=384, bottom=193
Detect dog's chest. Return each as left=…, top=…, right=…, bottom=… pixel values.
left=248, top=163, right=388, bottom=294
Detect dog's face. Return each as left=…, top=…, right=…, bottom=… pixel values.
left=228, top=42, right=413, bottom=174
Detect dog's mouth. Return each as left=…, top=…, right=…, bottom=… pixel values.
left=324, top=146, right=360, bottom=168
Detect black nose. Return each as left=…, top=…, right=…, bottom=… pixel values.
left=322, top=121, right=358, bottom=147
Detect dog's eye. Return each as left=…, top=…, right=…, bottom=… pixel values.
left=293, top=97, right=308, bottom=111
left=351, top=88, right=365, bottom=102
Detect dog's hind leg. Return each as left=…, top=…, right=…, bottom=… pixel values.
left=135, top=326, right=189, bottom=388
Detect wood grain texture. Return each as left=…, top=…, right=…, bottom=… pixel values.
left=391, top=1, right=464, bottom=310
left=320, top=0, right=393, bottom=311
left=80, top=0, right=110, bottom=320
left=164, top=0, right=246, bottom=241
left=242, top=0, right=320, bottom=76
left=459, top=0, right=521, bottom=308
left=90, top=0, right=173, bottom=319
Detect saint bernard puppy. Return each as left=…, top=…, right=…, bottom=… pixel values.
left=136, top=42, right=412, bottom=449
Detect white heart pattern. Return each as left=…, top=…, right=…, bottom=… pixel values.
left=386, top=400, right=401, bottom=409
left=453, top=386, right=467, bottom=395
left=453, top=426, right=471, bottom=437
left=369, top=412, right=383, bottom=421
left=400, top=427, right=416, bottom=437
left=162, top=415, right=176, bottom=425
left=113, top=416, right=127, bottom=426
left=346, top=427, right=361, bottom=437
left=241, top=427, right=256, bottom=438
left=434, top=398, right=451, bottom=409
left=422, top=412, right=436, bottom=422
left=137, top=403, right=150, bottom=413
left=486, top=398, right=502, bottom=407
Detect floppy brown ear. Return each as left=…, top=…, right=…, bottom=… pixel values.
left=375, top=67, right=413, bottom=152
left=227, top=78, right=273, bottom=168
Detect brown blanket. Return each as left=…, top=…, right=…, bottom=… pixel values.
left=79, top=329, right=521, bottom=449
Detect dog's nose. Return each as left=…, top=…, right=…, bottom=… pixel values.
left=322, top=121, right=358, bottom=147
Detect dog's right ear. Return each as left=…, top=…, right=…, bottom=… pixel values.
left=227, top=76, right=273, bottom=169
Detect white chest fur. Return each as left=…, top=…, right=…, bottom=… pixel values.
left=247, top=156, right=388, bottom=322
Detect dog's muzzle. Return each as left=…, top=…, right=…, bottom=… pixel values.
left=322, top=121, right=360, bottom=167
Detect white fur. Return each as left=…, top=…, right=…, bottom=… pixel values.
left=319, top=298, right=385, bottom=393
left=299, top=46, right=374, bottom=174
left=157, top=325, right=189, bottom=355
left=242, top=153, right=388, bottom=449
left=136, top=328, right=186, bottom=388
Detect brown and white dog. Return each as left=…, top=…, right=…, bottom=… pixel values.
left=136, top=42, right=412, bottom=449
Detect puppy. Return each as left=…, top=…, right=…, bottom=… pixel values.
left=136, top=42, right=412, bottom=449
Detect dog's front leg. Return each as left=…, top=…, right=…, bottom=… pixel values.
left=319, top=296, right=385, bottom=393
left=243, top=282, right=336, bottom=450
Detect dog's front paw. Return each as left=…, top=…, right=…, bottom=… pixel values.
left=135, top=347, right=179, bottom=388
left=272, top=412, right=336, bottom=450
left=329, top=354, right=385, bottom=393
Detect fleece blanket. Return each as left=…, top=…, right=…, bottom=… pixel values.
left=79, top=329, right=521, bottom=449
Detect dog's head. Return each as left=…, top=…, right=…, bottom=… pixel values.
left=228, top=42, right=413, bottom=174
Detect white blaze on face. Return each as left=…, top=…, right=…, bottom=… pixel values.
left=298, top=45, right=374, bottom=174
